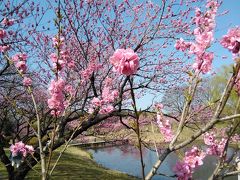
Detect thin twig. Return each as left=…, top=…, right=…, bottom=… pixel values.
left=49, top=122, right=83, bottom=175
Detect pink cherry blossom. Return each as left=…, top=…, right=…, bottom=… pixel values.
left=173, top=161, right=192, bottom=180
left=48, top=78, right=66, bottom=116
left=102, top=87, right=118, bottom=104
left=67, top=60, right=75, bottom=68
left=23, top=77, right=32, bottom=86
left=184, top=146, right=205, bottom=169
left=89, top=78, right=118, bottom=114
left=65, top=85, right=74, bottom=96
left=99, top=105, right=114, bottom=114
left=88, top=107, right=94, bottom=114
left=220, top=26, right=240, bottom=55
left=11, top=53, right=28, bottom=73
left=49, top=53, right=67, bottom=71
left=0, top=29, right=6, bottom=39
left=10, top=142, right=34, bottom=168
left=25, top=145, right=34, bottom=154
left=50, top=39, right=74, bottom=71
left=0, top=45, right=10, bottom=52
left=91, top=97, right=102, bottom=107
left=50, top=53, right=58, bottom=63
left=16, top=61, right=27, bottom=73
left=175, top=0, right=218, bottom=74
left=195, top=31, right=213, bottom=48
left=174, top=146, right=205, bottom=179
left=194, top=52, right=214, bottom=74
left=175, top=38, right=191, bottom=51
left=110, top=48, right=139, bottom=76
left=80, top=58, right=102, bottom=81
left=154, top=103, right=164, bottom=111
left=10, top=141, right=34, bottom=158
left=10, top=141, right=25, bottom=157
left=12, top=53, right=27, bottom=62
left=203, top=132, right=227, bottom=157
left=52, top=36, right=65, bottom=48
left=1, top=18, right=14, bottom=26
left=203, top=132, right=215, bottom=145
left=231, top=134, right=240, bottom=142
left=195, top=7, right=201, bottom=17
left=156, top=110, right=173, bottom=142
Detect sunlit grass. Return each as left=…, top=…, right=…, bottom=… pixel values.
left=0, top=146, right=137, bottom=180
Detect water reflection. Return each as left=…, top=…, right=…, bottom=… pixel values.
left=88, top=145, right=237, bottom=180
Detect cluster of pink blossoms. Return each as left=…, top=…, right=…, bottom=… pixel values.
left=0, top=29, right=6, bottom=39
left=110, top=48, right=139, bottom=76
left=10, top=141, right=34, bottom=168
left=50, top=36, right=75, bottom=71
left=2, top=18, right=14, bottom=26
left=48, top=78, right=71, bottom=116
left=155, top=103, right=173, bottom=142
left=175, top=0, right=219, bottom=74
left=23, top=77, right=32, bottom=86
left=175, top=38, right=191, bottom=52
left=12, top=53, right=28, bottom=74
left=81, top=58, right=102, bottom=82
left=12, top=53, right=32, bottom=87
left=231, top=134, right=240, bottom=142
left=89, top=78, right=118, bottom=114
left=203, top=132, right=227, bottom=157
left=154, top=103, right=164, bottom=110
left=0, top=18, right=32, bottom=87
left=220, top=26, right=240, bottom=55
left=174, top=146, right=205, bottom=180
left=0, top=18, right=13, bottom=52
left=48, top=35, right=75, bottom=117
left=52, top=36, right=65, bottom=48
left=220, top=27, right=240, bottom=93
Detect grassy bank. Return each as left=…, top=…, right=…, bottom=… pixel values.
left=91, top=120, right=238, bottom=147
left=0, top=146, right=137, bottom=180
left=92, top=122, right=199, bottom=147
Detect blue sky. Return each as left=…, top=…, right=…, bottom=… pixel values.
left=36, top=0, right=239, bottom=70
left=212, top=0, right=240, bottom=69
left=21, top=0, right=239, bottom=109
left=137, top=0, right=240, bottom=109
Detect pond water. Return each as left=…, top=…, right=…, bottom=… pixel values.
left=87, top=145, right=238, bottom=180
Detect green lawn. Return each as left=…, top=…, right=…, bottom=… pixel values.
left=0, top=146, right=137, bottom=180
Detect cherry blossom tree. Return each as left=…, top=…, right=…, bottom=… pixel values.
left=0, top=0, right=240, bottom=180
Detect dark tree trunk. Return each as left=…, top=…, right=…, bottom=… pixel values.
left=0, top=136, right=14, bottom=179
left=11, top=153, right=39, bottom=180
left=8, top=170, right=29, bottom=180
left=1, top=111, right=130, bottom=180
